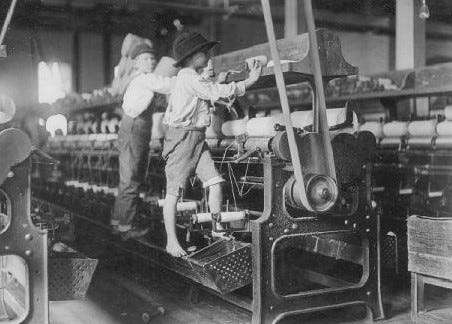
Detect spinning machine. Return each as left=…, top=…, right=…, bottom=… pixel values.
left=358, top=108, right=452, bottom=276
left=33, top=1, right=385, bottom=323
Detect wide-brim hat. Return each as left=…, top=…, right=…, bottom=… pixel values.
left=173, top=32, right=219, bottom=68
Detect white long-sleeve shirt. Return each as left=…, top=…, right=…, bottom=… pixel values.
left=122, top=72, right=175, bottom=118
left=164, top=68, right=246, bottom=128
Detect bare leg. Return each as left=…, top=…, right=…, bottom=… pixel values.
left=163, top=194, right=187, bottom=257
left=208, top=183, right=223, bottom=213
left=208, top=184, right=224, bottom=233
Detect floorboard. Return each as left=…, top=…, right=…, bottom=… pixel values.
left=48, top=260, right=452, bottom=324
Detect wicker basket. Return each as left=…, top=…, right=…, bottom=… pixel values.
left=187, top=239, right=252, bottom=294
left=48, top=251, right=98, bottom=301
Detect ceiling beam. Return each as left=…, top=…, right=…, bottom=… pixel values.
left=7, top=2, right=452, bottom=41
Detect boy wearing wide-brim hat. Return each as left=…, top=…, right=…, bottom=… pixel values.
left=162, top=32, right=262, bottom=257
left=112, top=42, right=176, bottom=240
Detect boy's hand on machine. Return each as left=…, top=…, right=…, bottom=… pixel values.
left=217, top=71, right=230, bottom=84
left=248, top=59, right=262, bottom=82
left=244, top=59, right=262, bottom=89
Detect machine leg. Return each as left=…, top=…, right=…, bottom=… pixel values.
left=411, top=272, right=425, bottom=321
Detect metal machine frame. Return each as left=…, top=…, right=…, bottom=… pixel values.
left=251, top=158, right=384, bottom=323
left=0, top=129, right=48, bottom=324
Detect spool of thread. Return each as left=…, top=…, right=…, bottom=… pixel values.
left=107, top=118, right=120, bottom=134
left=192, top=212, right=213, bottom=223
left=213, top=211, right=246, bottom=222
left=359, top=122, right=383, bottom=139
left=222, top=119, right=248, bottom=137
left=437, top=121, right=452, bottom=136
left=444, top=105, right=452, bottom=120
left=290, top=111, right=312, bottom=129
left=157, top=200, right=198, bottom=212
left=151, top=113, right=167, bottom=139
left=293, top=108, right=358, bottom=130
left=408, top=120, right=437, bottom=137
left=325, top=107, right=357, bottom=129
left=382, top=121, right=408, bottom=137
left=246, top=114, right=285, bottom=137
left=192, top=211, right=246, bottom=223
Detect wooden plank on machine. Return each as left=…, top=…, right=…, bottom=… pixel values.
left=212, top=28, right=357, bottom=89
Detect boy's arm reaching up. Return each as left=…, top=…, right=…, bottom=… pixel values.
left=122, top=74, right=175, bottom=118
left=140, top=74, right=176, bottom=94
left=188, top=60, right=262, bottom=102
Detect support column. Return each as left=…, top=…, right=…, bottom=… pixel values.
left=284, top=0, right=307, bottom=37
left=396, top=0, right=428, bottom=117
left=72, top=30, right=80, bottom=92
left=208, top=0, right=221, bottom=55
left=102, top=11, right=112, bottom=86
left=284, top=0, right=298, bottom=37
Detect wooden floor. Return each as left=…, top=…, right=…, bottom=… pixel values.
left=49, top=260, right=452, bottom=324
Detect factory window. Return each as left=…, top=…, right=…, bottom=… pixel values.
left=46, top=114, right=67, bottom=137
left=38, top=61, right=72, bottom=104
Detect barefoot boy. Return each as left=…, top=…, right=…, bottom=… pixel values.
left=162, top=32, right=262, bottom=257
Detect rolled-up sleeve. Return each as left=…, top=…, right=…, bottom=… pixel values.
left=187, top=74, right=246, bottom=102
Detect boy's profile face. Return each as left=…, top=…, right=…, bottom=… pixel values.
left=190, top=50, right=210, bottom=70
left=134, top=52, right=156, bottom=73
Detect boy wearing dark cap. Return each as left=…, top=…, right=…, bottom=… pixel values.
left=112, top=42, right=176, bottom=240
left=162, top=32, right=262, bottom=257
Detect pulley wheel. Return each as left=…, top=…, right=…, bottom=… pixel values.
left=285, top=174, right=338, bottom=213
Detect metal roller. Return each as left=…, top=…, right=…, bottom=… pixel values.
left=407, top=136, right=435, bottom=150
left=379, top=137, right=403, bottom=149
left=434, top=136, right=452, bottom=150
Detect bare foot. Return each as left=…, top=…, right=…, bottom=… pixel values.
left=166, top=239, right=187, bottom=257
